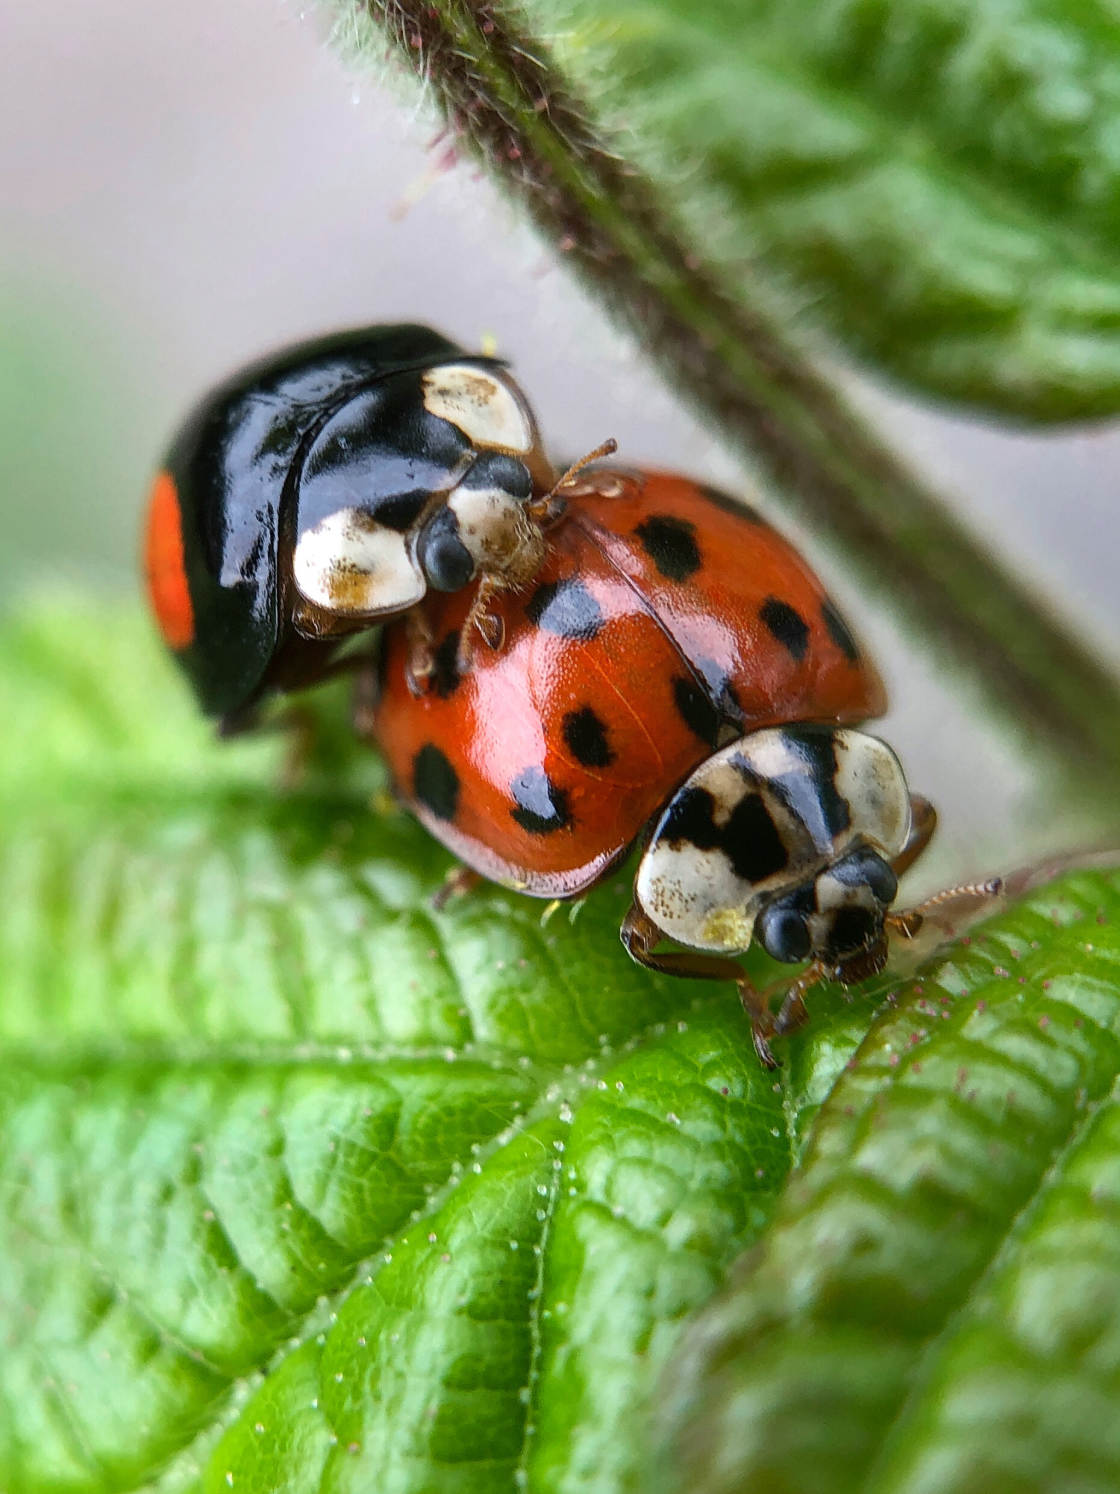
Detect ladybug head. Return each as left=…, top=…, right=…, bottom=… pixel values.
left=634, top=725, right=913, bottom=976
left=415, top=452, right=544, bottom=595
left=754, top=844, right=898, bottom=979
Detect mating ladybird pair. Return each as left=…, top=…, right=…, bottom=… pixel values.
left=145, top=324, right=949, bottom=1065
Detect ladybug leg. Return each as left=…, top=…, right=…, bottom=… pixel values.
left=620, top=904, right=781, bottom=1069
left=405, top=609, right=437, bottom=697
left=771, top=962, right=830, bottom=1038
left=458, top=575, right=505, bottom=672
left=883, top=795, right=1002, bottom=946
left=892, top=795, right=937, bottom=878
left=525, top=491, right=567, bottom=529
left=432, top=865, right=483, bottom=911
left=220, top=702, right=319, bottom=787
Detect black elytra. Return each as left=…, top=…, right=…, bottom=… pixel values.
left=158, top=323, right=518, bottom=721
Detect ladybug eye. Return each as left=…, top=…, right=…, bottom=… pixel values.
left=757, top=902, right=812, bottom=964
left=833, top=846, right=898, bottom=906
left=463, top=452, right=532, bottom=501
left=862, top=854, right=898, bottom=906
left=418, top=510, right=476, bottom=592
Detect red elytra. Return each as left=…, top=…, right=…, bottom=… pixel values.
left=370, top=468, right=886, bottom=897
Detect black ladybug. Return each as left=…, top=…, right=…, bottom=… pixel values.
left=144, top=324, right=556, bottom=727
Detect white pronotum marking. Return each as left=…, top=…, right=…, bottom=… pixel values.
left=421, top=365, right=535, bottom=453
left=635, top=727, right=913, bottom=953
left=830, top=730, right=911, bottom=858
left=293, top=506, right=425, bottom=615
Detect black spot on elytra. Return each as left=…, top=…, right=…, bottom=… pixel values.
left=562, top=706, right=613, bottom=768
left=821, top=597, right=860, bottom=664
left=634, top=514, right=702, bottom=581
left=525, top=578, right=603, bottom=640
left=673, top=676, right=721, bottom=747
left=660, top=784, right=789, bottom=886
left=430, top=630, right=461, bottom=699
left=828, top=904, right=878, bottom=955
left=690, top=657, right=747, bottom=735
left=373, top=489, right=429, bottom=532
left=510, top=766, right=571, bottom=835
left=413, top=743, right=459, bottom=821
left=767, top=727, right=852, bottom=846
left=698, top=484, right=764, bottom=525
left=760, top=596, right=810, bottom=662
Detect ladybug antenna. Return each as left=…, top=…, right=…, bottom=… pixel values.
left=546, top=437, right=618, bottom=501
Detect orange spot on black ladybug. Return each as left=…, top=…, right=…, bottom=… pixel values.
left=144, top=471, right=195, bottom=650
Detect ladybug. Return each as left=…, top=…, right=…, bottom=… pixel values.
left=143, top=324, right=562, bottom=729
left=367, top=468, right=939, bottom=1066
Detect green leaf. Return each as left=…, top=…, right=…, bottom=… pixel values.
left=5, top=601, right=1119, bottom=1494
left=521, top=0, right=1120, bottom=422
left=660, top=864, right=1120, bottom=1494
left=0, top=603, right=814, bottom=1493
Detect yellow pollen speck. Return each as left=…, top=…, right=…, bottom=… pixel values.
left=700, top=908, right=754, bottom=949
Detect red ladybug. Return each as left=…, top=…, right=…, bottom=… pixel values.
left=368, top=468, right=938, bottom=1065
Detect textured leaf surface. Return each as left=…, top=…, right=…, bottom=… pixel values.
left=0, top=604, right=835, bottom=1494
left=662, top=864, right=1120, bottom=1494
left=4, top=603, right=1118, bottom=1494
left=531, top=0, right=1120, bottom=420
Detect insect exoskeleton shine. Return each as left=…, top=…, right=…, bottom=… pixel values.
left=369, top=465, right=951, bottom=1065
left=143, top=324, right=562, bottom=728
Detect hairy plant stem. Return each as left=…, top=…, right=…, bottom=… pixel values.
left=346, top=0, right=1120, bottom=802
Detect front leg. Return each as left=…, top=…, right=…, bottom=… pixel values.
left=457, top=574, right=505, bottom=672
left=893, top=795, right=937, bottom=877
left=621, top=903, right=780, bottom=1068
left=431, top=864, right=483, bottom=911
left=405, top=607, right=437, bottom=697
